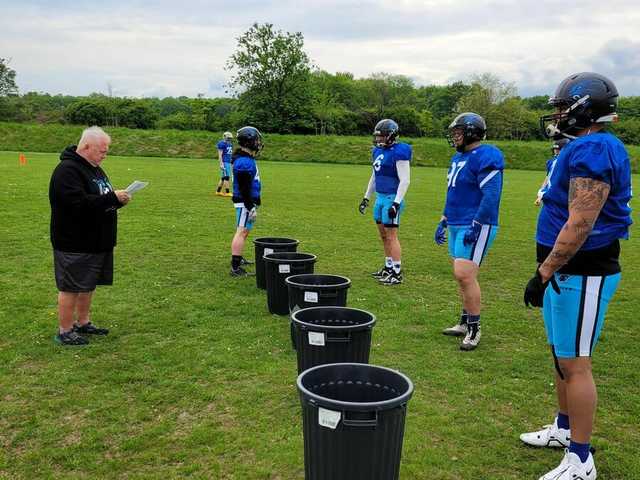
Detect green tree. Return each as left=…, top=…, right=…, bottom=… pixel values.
left=64, top=100, right=108, bottom=125
left=226, top=23, right=314, bottom=133
left=0, top=58, right=18, bottom=96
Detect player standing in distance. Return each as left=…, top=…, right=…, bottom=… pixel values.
left=522, top=73, right=632, bottom=480
left=534, top=138, right=570, bottom=206
left=229, top=127, right=262, bottom=277
left=358, top=119, right=412, bottom=285
left=434, top=113, right=504, bottom=351
left=216, top=131, right=233, bottom=197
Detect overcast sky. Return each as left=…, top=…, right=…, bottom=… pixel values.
left=2, top=0, right=640, bottom=99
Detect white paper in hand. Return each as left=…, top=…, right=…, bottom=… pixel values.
left=126, top=180, right=149, bottom=195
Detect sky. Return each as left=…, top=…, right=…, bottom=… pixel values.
left=2, top=0, right=640, bottom=99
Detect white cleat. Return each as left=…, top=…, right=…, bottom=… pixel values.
left=520, top=418, right=570, bottom=448
left=538, top=450, right=596, bottom=480
left=460, top=325, right=481, bottom=351
left=442, top=322, right=467, bottom=337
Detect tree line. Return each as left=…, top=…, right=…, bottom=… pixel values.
left=2, top=25, right=640, bottom=144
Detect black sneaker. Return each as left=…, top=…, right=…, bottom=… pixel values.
left=239, top=257, right=254, bottom=266
left=74, top=322, right=109, bottom=335
left=230, top=266, right=254, bottom=277
left=55, top=330, right=89, bottom=346
left=371, top=266, right=392, bottom=279
left=379, top=270, right=403, bottom=285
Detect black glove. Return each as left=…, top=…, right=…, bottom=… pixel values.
left=388, top=202, right=400, bottom=219
left=358, top=198, right=369, bottom=215
left=524, top=269, right=561, bottom=308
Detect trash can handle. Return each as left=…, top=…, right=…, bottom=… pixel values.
left=342, top=410, right=378, bottom=428
left=325, top=332, right=351, bottom=343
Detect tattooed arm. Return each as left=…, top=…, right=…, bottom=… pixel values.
left=538, top=177, right=610, bottom=281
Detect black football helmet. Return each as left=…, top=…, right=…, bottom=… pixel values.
left=446, top=112, right=486, bottom=152
left=540, top=72, right=618, bottom=139
left=236, top=126, right=263, bottom=155
left=551, top=137, right=570, bottom=155
left=373, top=119, right=399, bottom=147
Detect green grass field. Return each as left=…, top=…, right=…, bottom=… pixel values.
left=1, top=151, right=638, bottom=479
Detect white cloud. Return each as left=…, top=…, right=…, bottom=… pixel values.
left=2, top=0, right=639, bottom=97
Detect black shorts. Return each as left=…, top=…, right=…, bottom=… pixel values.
left=53, top=250, right=114, bottom=292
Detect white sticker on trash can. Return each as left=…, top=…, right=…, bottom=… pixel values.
left=304, top=291, right=319, bottom=303
left=318, top=407, right=341, bottom=429
left=308, top=331, right=325, bottom=346
left=279, top=264, right=291, bottom=273
left=264, top=248, right=274, bottom=255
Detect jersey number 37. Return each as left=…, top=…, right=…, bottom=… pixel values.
left=447, top=161, right=466, bottom=188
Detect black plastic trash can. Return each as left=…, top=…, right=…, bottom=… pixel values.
left=297, top=363, right=414, bottom=480
left=286, top=274, right=352, bottom=351
left=285, top=274, right=351, bottom=313
left=264, top=252, right=317, bottom=315
left=253, top=237, right=299, bottom=290
left=291, top=306, right=375, bottom=373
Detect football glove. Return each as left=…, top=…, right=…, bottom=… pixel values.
left=388, top=202, right=400, bottom=219
left=434, top=219, right=447, bottom=245
left=358, top=198, right=369, bottom=215
left=463, top=220, right=482, bottom=246
left=247, top=207, right=257, bottom=222
left=524, top=269, right=561, bottom=308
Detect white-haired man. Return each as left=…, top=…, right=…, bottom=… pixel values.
left=49, top=126, right=131, bottom=345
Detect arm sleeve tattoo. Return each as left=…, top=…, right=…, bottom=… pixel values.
left=539, top=177, right=610, bottom=279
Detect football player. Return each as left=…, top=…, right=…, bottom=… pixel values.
left=216, top=131, right=233, bottom=197
left=434, top=112, right=504, bottom=350
left=534, top=138, right=570, bottom=206
left=359, top=119, right=412, bottom=285
left=229, top=127, right=263, bottom=277
left=522, top=73, right=632, bottom=480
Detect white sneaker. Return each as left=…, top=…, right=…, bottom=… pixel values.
left=442, top=322, right=467, bottom=337
left=520, top=418, right=570, bottom=448
left=539, top=450, right=596, bottom=480
left=460, top=325, right=481, bottom=351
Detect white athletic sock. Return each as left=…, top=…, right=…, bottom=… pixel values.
left=385, top=257, right=393, bottom=268
left=393, top=261, right=401, bottom=273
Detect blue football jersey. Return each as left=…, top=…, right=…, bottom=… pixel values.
left=444, top=144, right=505, bottom=225
left=217, top=140, right=233, bottom=163
left=537, top=132, right=632, bottom=250
left=372, top=142, right=412, bottom=194
left=232, top=155, right=261, bottom=200
left=539, top=157, right=558, bottom=198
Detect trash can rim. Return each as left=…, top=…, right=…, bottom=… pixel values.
left=296, top=362, right=413, bottom=411
left=291, top=306, right=375, bottom=330
left=263, top=252, right=317, bottom=263
left=285, top=273, right=352, bottom=289
left=253, top=237, right=299, bottom=246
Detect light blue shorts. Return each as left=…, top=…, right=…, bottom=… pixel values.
left=448, top=224, right=498, bottom=266
left=543, top=272, right=621, bottom=358
left=373, top=193, right=405, bottom=227
left=235, top=204, right=256, bottom=230
left=220, top=162, right=231, bottom=178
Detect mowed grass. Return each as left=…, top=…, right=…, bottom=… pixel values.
left=0, top=151, right=638, bottom=480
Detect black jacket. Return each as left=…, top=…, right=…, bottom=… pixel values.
left=49, top=146, right=122, bottom=252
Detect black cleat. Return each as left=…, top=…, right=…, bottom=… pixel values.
left=55, top=330, right=89, bottom=346
left=73, top=322, right=109, bottom=335
left=230, top=266, right=254, bottom=277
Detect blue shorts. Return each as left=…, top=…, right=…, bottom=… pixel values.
left=235, top=204, right=256, bottom=230
left=373, top=193, right=404, bottom=227
left=543, top=272, right=621, bottom=358
left=448, top=224, right=498, bottom=266
left=220, top=162, right=231, bottom=178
